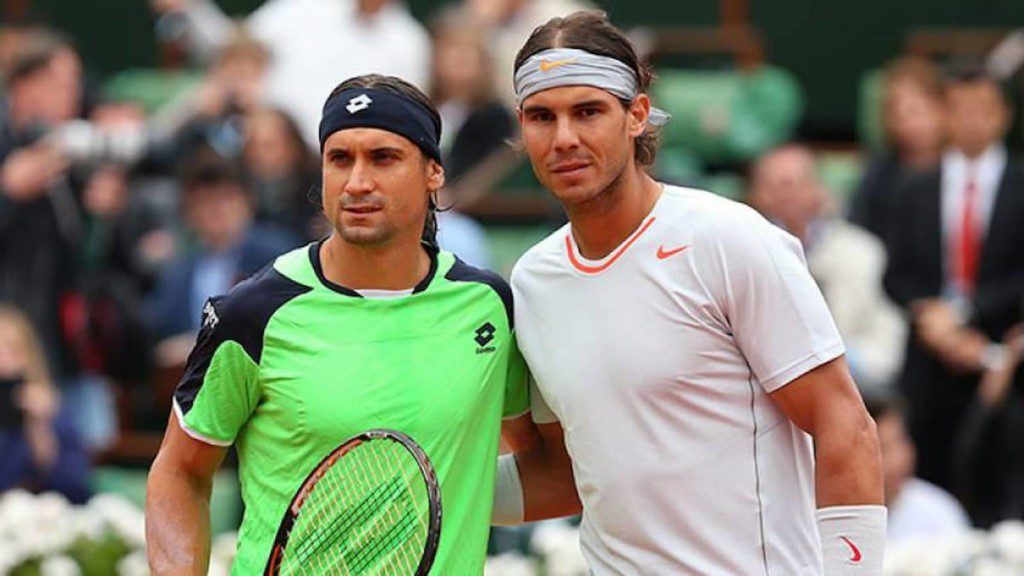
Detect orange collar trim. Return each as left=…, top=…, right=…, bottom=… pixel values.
left=565, top=216, right=656, bottom=274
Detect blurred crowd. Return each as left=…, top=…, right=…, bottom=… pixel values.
left=0, top=0, right=1021, bottom=551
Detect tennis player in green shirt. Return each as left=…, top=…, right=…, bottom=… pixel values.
left=146, top=74, right=531, bottom=575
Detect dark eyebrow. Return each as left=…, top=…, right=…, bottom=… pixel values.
left=573, top=99, right=611, bottom=110
left=522, top=103, right=554, bottom=115
left=371, top=146, right=405, bottom=156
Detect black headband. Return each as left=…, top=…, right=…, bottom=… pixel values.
left=318, top=87, right=443, bottom=164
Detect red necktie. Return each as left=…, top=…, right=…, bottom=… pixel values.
left=956, top=169, right=981, bottom=294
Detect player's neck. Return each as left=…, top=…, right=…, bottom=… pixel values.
left=320, top=233, right=432, bottom=291
left=567, top=168, right=661, bottom=260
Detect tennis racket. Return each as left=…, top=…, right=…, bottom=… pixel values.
left=264, top=429, right=442, bottom=576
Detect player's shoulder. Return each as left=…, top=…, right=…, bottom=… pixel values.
left=659, top=184, right=765, bottom=233
left=441, top=252, right=514, bottom=326
left=510, top=222, right=572, bottom=284
left=202, top=247, right=314, bottom=361
left=659, top=183, right=790, bottom=250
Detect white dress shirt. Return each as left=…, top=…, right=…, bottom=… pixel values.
left=940, top=144, right=1007, bottom=296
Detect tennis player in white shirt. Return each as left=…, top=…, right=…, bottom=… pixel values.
left=495, top=11, right=886, bottom=575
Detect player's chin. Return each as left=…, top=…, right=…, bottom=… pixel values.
left=545, top=176, right=602, bottom=205
left=337, top=222, right=393, bottom=245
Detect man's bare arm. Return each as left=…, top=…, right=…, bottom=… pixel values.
left=146, top=411, right=227, bottom=575
left=500, top=415, right=581, bottom=522
left=770, top=355, right=883, bottom=506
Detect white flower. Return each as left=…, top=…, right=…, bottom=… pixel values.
left=40, top=555, right=81, bottom=576
left=989, top=520, right=1024, bottom=566
left=87, top=493, right=147, bottom=548
left=210, top=532, right=238, bottom=573
left=117, top=550, right=150, bottom=576
left=530, top=521, right=587, bottom=576
left=485, top=552, right=536, bottom=576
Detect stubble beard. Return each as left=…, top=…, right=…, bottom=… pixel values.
left=557, top=154, right=630, bottom=218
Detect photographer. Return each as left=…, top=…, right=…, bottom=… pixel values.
left=0, top=305, right=90, bottom=504
left=0, top=31, right=152, bottom=452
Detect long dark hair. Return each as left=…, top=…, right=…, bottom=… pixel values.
left=325, top=74, right=444, bottom=246
left=513, top=11, right=661, bottom=166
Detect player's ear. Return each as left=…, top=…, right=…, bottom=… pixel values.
left=628, top=94, right=651, bottom=137
left=426, top=158, right=445, bottom=193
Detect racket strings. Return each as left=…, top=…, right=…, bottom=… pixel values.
left=279, top=439, right=430, bottom=576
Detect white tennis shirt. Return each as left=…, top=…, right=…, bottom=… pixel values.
left=512, top=185, right=844, bottom=575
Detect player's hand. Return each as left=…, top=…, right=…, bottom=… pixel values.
left=1, top=144, right=68, bottom=201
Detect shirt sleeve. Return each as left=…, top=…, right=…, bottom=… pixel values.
left=173, top=297, right=261, bottom=446
left=502, top=332, right=530, bottom=419
left=711, top=206, right=845, bottom=392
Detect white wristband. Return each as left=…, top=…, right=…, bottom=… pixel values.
left=492, top=454, right=525, bottom=525
left=817, top=505, right=886, bottom=575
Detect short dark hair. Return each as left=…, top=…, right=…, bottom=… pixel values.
left=180, top=150, right=246, bottom=196
left=6, top=30, right=74, bottom=85
left=324, top=74, right=443, bottom=246
left=943, top=60, right=1010, bottom=105
left=513, top=11, right=660, bottom=166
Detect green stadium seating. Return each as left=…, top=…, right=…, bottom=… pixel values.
left=102, top=69, right=203, bottom=114
left=652, top=66, right=805, bottom=163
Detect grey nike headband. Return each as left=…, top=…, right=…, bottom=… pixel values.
left=513, top=48, right=671, bottom=126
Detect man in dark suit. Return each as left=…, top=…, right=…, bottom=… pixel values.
left=884, top=68, right=1024, bottom=521
left=150, top=155, right=300, bottom=363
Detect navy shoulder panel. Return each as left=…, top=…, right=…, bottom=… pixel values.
left=445, top=256, right=514, bottom=328
left=206, top=262, right=312, bottom=363
left=175, top=263, right=311, bottom=414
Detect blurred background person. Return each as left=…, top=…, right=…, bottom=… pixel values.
left=172, top=28, right=270, bottom=161
left=866, top=394, right=971, bottom=543
left=748, top=144, right=906, bottom=394
left=884, top=65, right=1024, bottom=502
left=241, top=106, right=324, bottom=242
left=464, top=0, right=593, bottom=106
left=0, top=305, right=90, bottom=504
left=848, top=57, right=946, bottom=241
left=151, top=0, right=431, bottom=143
left=0, top=31, right=129, bottom=453
left=429, top=7, right=511, bottom=269
left=952, top=325, right=1024, bottom=527
left=149, top=152, right=299, bottom=367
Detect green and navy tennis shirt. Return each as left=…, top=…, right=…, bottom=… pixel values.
left=174, top=241, right=529, bottom=574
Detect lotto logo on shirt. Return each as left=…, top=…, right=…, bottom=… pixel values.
left=475, top=322, right=496, bottom=354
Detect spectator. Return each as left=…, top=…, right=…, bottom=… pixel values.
left=884, top=66, right=1024, bottom=495
left=174, top=29, right=270, bottom=161
left=149, top=152, right=300, bottom=366
left=848, top=57, right=945, bottom=240
left=748, top=144, right=905, bottom=393
left=430, top=7, right=516, bottom=183
left=952, top=325, right=1024, bottom=527
left=241, top=107, right=324, bottom=241
left=464, top=0, right=594, bottom=107
left=0, top=32, right=123, bottom=452
left=151, top=0, right=431, bottom=143
left=0, top=305, right=90, bottom=504
left=865, top=394, right=971, bottom=543
left=428, top=7, right=511, bottom=269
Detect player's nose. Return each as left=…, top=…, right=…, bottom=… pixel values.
left=344, top=158, right=375, bottom=195
left=552, top=116, right=581, bottom=152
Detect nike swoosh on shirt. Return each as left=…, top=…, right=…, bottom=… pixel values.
left=840, top=536, right=862, bottom=563
left=656, top=245, right=690, bottom=260
left=539, top=58, right=577, bottom=72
